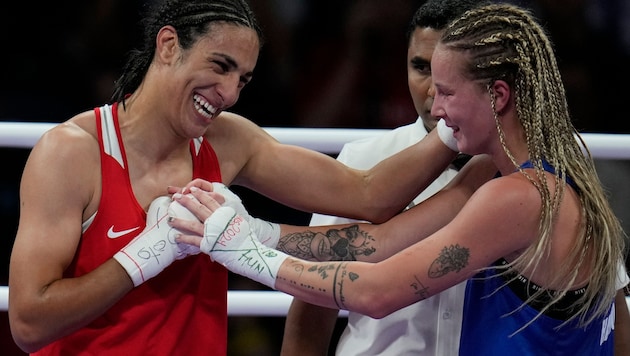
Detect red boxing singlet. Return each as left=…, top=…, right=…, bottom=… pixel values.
left=34, top=103, right=228, bottom=355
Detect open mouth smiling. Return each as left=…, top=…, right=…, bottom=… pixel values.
left=193, top=94, right=217, bottom=119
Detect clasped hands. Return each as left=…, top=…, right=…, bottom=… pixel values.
left=169, top=180, right=239, bottom=248
left=114, top=179, right=269, bottom=287
left=170, top=178, right=280, bottom=247
left=169, top=180, right=286, bottom=289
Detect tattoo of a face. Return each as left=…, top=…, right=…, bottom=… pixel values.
left=276, top=225, right=375, bottom=262
left=428, top=244, right=469, bottom=278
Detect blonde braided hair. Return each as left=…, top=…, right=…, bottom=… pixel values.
left=442, top=4, right=625, bottom=328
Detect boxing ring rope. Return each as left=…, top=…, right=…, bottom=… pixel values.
left=4, top=121, right=630, bottom=158
left=2, top=121, right=630, bottom=315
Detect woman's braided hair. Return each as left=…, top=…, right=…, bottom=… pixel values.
left=442, top=3, right=625, bottom=329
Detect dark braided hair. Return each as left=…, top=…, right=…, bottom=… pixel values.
left=112, top=0, right=263, bottom=104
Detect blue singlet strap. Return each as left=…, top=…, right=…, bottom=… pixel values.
left=519, top=160, right=578, bottom=191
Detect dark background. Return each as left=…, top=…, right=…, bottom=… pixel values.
left=1, top=0, right=629, bottom=354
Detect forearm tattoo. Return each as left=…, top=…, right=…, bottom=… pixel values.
left=282, top=244, right=470, bottom=309
left=282, top=260, right=356, bottom=309
left=414, top=244, right=469, bottom=300
left=282, top=260, right=336, bottom=292
left=410, top=275, right=431, bottom=300
left=428, top=244, right=469, bottom=278
left=276, top=225, right=375, bottom=261
left=332, top=263, right=357, bottom=309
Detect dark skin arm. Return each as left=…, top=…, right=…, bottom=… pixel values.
left=280, top=303, right=340, bottom=356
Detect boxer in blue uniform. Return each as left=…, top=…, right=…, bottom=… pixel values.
left=172, top=4, right=627, bottom=355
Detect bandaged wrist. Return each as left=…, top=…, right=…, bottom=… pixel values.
left=114, top=196, right=199, bottom=287
left=437, top=119, right=458, bottom=152
left=250, top=218, right=281, bottom=248
left=202, top=206, right=288, bottom=289
left=211, top=182, right=281, bottom=247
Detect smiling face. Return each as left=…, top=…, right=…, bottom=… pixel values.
left=429, top=43, right=498, bottom=156
left=166, top=23, right=260, bottom=133
left=407, top=27, right=443, bottom=131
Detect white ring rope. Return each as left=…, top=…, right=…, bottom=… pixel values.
left=1, top=121, right=630, bottom=315
left=3, top=122, right=630, bottom=158
left=0, top=122, right=390, bottom=154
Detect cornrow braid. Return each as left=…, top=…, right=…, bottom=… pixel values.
left=112, top=0, right=263, bottom=105
left=441, top=4, right=625, bottom=330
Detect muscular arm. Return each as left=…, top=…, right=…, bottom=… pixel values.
left=275, top=156, right=496, bottom=263
left=8, top=121, right=134, bottom=353
left=210, top=112, right=458, bottom=224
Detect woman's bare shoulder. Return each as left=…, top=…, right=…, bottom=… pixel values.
left=472, top=172, right=541, bottom=208
left=25, top=111, right=100, bottom=196
left=42, top=110, right=97, bottom=145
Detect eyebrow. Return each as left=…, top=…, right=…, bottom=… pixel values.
left=214, top=53, right=254, bottom=79
left=410, top=56, right=431, bottom=66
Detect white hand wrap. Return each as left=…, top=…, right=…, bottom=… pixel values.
left=201, top=206, right=288, bottom=289
left=113, top=196, right=200, bottom=287
left=211, top=182, right=281, bottom=248
left=437, top=119, right=458, bottom=152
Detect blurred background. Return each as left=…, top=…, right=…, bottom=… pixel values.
left=1, top=0, right=629, bottom=354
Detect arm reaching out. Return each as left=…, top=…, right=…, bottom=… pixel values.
left=171, top=155, right=499, bottom=269
left=172, top=158, right=530, bottom=318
